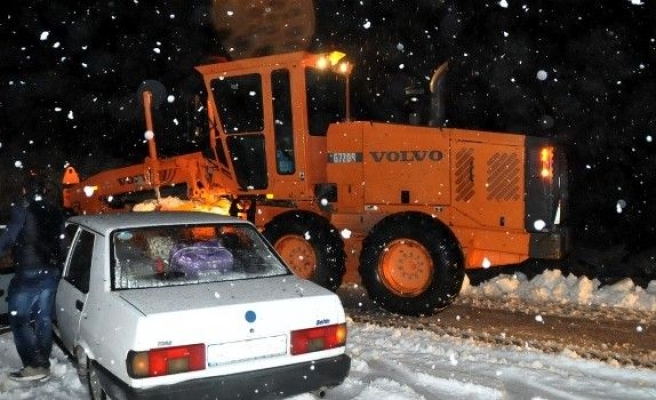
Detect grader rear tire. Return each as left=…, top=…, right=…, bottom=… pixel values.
left=359, top=212, right=465, bottom=316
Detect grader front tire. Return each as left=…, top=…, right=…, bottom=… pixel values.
left=263, top=211, right=346, bottom=291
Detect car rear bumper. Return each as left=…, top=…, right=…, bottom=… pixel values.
left=97, top=354, right=351, bottom=400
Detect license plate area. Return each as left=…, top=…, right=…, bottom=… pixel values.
left=207, top=335, right=288, bottom=366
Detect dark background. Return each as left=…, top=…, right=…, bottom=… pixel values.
left=1, top=0, right=655, bottom=257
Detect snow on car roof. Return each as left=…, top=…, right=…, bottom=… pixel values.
left=67, top=211, right=247, bottom=234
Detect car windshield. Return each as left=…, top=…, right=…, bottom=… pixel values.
left=111, top=222, right=290, bottom=290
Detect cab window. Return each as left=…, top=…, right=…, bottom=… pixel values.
left=211, top=74, right=267, bottom=190
left=306, top=68, right=346, bottom=136
left=272, top=69, right=295, bottom=175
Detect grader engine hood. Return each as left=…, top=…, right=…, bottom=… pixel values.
left=325, top=120, right=569, bottom=267
left=326, top=121, right=565, bottom=232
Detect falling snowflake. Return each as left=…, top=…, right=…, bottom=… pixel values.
left=616, top=199, right=626, bottom=214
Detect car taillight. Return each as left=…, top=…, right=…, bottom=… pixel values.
left=290, top=323, right=347, bottom=355
left=127, top=344, right=206, bottom=378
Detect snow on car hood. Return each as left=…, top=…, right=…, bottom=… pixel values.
left=117, top=275, right=335, bottom=315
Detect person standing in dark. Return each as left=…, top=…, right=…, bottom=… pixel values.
left=0, top=171, right=65, bottom=381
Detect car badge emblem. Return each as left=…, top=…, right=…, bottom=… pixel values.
left=245, top=310, right=256, bottom=323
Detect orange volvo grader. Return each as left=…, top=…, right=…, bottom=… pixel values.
left=62, top=50, right=570, bottom=315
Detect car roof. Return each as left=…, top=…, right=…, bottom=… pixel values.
left=67, top=211, right=248, bottom=234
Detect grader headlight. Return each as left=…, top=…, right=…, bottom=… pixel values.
left=326, top=51, right=346, bottom=66
left=314, top=51, right=349, bottom=73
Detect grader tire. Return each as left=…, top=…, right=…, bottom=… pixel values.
left=359, top=212, right=465, bottom=316
left=263, top=211, right=346, bottom=291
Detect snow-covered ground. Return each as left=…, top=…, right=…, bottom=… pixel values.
left=1, top=270, right=655, bottom=400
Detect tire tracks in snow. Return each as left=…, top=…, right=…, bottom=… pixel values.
left=338, top=287, right=656, bottom=370
left=347, top=308, right=656, bottom=370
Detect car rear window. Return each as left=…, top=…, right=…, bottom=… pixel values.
left=110, top=223, right=290, bottom=290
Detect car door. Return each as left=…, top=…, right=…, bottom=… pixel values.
left=55, top=226, right=95, bottom=353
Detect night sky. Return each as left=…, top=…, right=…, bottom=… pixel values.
left=1, top=1, right=656, bottom=253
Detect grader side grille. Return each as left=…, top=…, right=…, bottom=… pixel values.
left=487, top=152, right=521, bottom=201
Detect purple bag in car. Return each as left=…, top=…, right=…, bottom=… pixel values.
left=169, top=240, right=234, bottom=275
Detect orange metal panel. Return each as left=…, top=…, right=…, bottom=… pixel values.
left=449, top=130, right=527, bottom=231
left=326, top=122, right=365, bottom=213
left=360, top=122, right=451, bottom=206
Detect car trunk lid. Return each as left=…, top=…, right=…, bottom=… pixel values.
left=117, top=275, right=332, bottom=315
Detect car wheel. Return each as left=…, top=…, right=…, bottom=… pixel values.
left=263, top=210, right=346, bottom=291
left=88, top=360, right=109, bottom=400
left=359, top=212, right=465, bottom=316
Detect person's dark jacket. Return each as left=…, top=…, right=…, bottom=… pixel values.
left=0, top=195, right=65, bottom=270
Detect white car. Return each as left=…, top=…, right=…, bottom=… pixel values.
left=54, top=212, right=350, bottom=399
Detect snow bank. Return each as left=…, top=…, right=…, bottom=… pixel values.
left=460, top=269, right=656, bottom=312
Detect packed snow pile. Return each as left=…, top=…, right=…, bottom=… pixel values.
left=460, top=269, right=656, bottom=312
